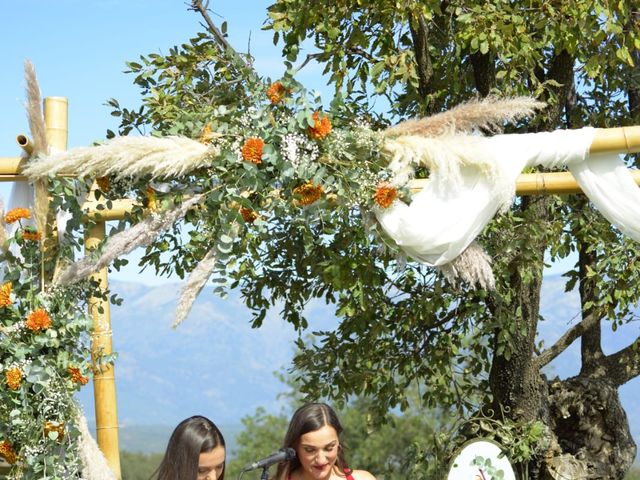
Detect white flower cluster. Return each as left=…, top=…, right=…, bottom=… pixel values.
left=1, top=320, right=25, bottom=336
left=21, top=444, right=46, bottom=461
left=5, top=357, right=32, bottom=372
left=280, top=133, right=319, bottom=168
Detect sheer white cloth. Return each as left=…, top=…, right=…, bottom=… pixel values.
left=376, top=127, right=640, bottom=267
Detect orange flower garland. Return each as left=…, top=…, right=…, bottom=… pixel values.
left=266, top=82, right=286, bottom=105
left=374, top=183, right=398, bottom=209
left=4, top=208, right=31, bottom=224
left=0, top=440, right=17, bottom=464
left=240, top=207, right=258, bottom=223
left=5, top=367, right=22, bottom=391
left=241, top=137, right=265, bottom=165
left=25, top=308, right=52, bottom=331
left=0, top=282, right=11, bottom=307
left=67, top=366, right=89, bottom=385
left=22, top=229, right=42, bottom=242
left=308, top=111, right=332, bottom=140
left=293, top=181, right=324, bottom=206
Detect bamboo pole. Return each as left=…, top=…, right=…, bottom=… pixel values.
left=86, top=221, right=122, bottom=479
left=16, top=134, right=34, bottom=156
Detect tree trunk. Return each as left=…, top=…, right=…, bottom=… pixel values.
left=545, top=376, right=637, bottom=479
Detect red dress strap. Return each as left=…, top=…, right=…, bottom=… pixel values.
left=344, top=467, right=355, bottom=480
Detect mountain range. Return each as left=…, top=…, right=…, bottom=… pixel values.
left=75, top=274, right=639, bottom=461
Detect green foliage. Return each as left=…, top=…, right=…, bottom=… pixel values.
left=120, top=451, right=163, bottom=480
left=0, top=208, right=97, bottom=478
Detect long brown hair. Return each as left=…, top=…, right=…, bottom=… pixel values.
left=275, top=403, right=349, bottom=480
left=155, top=415, right=225, bottom=480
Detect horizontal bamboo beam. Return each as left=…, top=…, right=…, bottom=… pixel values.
left=82, top=198, right=139, bottom=221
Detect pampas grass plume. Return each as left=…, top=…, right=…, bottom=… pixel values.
left=76, top=409, right=117, bottom=480
left=55, top=195, right=204, bottom=285
left=24, top=60, right=48, bottom=157
left=385, top=96, right=545, bottom=138
left=173, top=246, right=218, bottom=328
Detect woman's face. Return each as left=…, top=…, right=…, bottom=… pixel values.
left=197, top=445, right=225, bottom=480
left=295, top=425, right=339, bottom=480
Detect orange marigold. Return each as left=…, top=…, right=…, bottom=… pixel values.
left=22, top=229, right=42, bottom=242
left=199, top=122, right=215, bottom=144
left=308, top=111, right=332, bottom=140
left=68, top=366, right=89, bottom=385
left=146, top=186, right=158, bottom=212
left=374, top=183, right=398, bottom=209
left=241, top=137, right=265, bottom=164
left=4, top=208, right=31, bottom=224
left=266, top=82, right=286, bottom=105
left=293, top=181, right=324, bottom=206
left=0, top=282, right=11, bottom=307
left=44, top=421, right=65, bottom=441
left=0, top=440, right=17, bottom=465
left=96, top=176, right=110, bottom=192
left=25, top=308, right=52, bottom=331
left=5, top=367, right=22, bottom=391
left=240, top=207, right=258, bottom=224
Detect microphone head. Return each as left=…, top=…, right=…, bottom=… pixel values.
left=283, top=447, right=296, bottom=461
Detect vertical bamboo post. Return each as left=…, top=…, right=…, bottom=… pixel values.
left=86, top=222, right=122, bottom=479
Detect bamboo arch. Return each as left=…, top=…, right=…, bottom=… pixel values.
left=1, top=97, right=639, bottom=479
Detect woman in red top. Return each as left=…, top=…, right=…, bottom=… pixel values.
left=274, top=403, right=376, bottom=480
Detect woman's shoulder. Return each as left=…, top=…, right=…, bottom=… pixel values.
left=348, top=469, right=376, bottom=480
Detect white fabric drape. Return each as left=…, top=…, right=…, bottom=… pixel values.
left=376, top=127, right=640, bottom=268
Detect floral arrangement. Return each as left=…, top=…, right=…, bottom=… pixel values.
left=0, top=207, right=99, bottom=478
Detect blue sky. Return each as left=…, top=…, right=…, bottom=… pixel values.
left=0, top=0, right=330, bottom=284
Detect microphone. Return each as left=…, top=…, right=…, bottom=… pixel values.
left=242, top=448, right=296, bottom=471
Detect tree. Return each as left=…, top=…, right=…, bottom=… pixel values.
left=109, top=0, right=640, bottom=478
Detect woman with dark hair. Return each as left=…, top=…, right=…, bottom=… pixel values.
left=274, top=403, right=376, bottom=480
left=155, top=415, right=226, bottom=480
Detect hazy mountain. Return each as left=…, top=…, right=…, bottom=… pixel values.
left=76, top=275, right=639, bottom=459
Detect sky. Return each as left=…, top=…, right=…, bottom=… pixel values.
left=0, top=0, right=330, bottom=284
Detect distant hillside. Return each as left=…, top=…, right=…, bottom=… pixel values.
left=76, top=275, right=639, bottom=461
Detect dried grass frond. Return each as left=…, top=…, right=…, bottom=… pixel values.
left=385, top=96, right=545, bottom=138
left=0, top=197, right=7, bottom=249
left=24, top=136, right=220, bottom=180
left=76, top=408, right=117, bottom=480
left=437, top=241, right=495, bottom=290
left=33, top=180, right=49, bottom=238
left=24, top=60, right=48, bottom=156
left=173, top=247, right=218, bottom=328
left=55, top=195, right=204, bottom=285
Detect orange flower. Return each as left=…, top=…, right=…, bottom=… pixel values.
left=5, top=367, right=22, bottom=390
left=44, top=421, right=65, bottom=441
left=293, top=181, right=324, bottom=206
left=0, top=440, right=17, bottom=465
left=25, top=308, right=52, bottom=331
left=241, top=137, right=265, bottom=165
left=68, top=366, right=89, bottom=385
left=22, top=229, right=42, bottom=242
left=96, top=176, right=110, bottom=192
left=308, top=111, right=332, bottom=140
left=146, top=186, right=158, bottom=212
left=374, top=183, right=397, bottom=209
left=266, top=82, right=286, bottom=105
left=0, top=282, right=11, bottom=307
left=240, top=207, right=258, bottom=224
left=4, top=208, right=31, bottom=224
left=199, top=122, right=215, bottom=144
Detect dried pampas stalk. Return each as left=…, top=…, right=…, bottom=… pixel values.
left=385, top=96, right=545, bottom=138
left=0, top=197, right=7, bottom=250
left=76, top=409, right=117, bottom=480
left=173, top=246, right=218, bottom=328
left=55, top=195, right=204, bottom=285
left=24, top=60, right=48, bottom=156
left=437, top=241, right=495, bottom=290
left=23, top=136, right=220, bottom=180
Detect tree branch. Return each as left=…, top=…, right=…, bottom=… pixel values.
left=408, top=10, right=433, bottom=101
left=604, top=335, right=640, bottom=386
left=536, top=310, right=602, bottom=368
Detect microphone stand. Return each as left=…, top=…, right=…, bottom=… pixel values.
left=260, top=466, right=269, bottom=480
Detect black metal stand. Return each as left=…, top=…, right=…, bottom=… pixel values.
left=260, top=466, right=269, bottom=480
